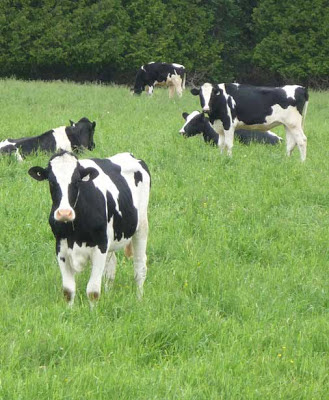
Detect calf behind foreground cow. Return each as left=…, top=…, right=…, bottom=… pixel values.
left=0, top=117, right=96, bottom=160
left=132, top=62, right=186, bottom=98
left=180, top=111, right=283, bottom=146
left=191, top=83, right=308, bottom=161
left=28, top=151, right=151, bottom=305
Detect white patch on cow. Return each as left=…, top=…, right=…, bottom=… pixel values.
left=201, top=83, right=214, bottom=111
left=172, top=63, right=184, bottom=69
left=0, top=139, right=16, bottom=149
left=52, top=126, right=72, bottom=152
left=51, top=152, right=78, bottom=219
left=267, top=130, right=283, bottom=140
left=283, top=85, right=299, bottom=100
left=179, top=111, right=200, bottom=133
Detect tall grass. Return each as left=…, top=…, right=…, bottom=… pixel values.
left=0, top=79, right=329, bottom=399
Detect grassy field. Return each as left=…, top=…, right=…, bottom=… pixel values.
left=0, top=78, right=329, bottom=399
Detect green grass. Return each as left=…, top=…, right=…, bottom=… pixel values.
left=0, top=78, right=329, bottom=399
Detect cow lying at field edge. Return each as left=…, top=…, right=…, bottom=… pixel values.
left=28, top=150, right=151, bottom=305
left=0, top=117, right=96, bottom=160
left=191, top=83, right=308, bottom=160
left=180, top=111, right=283, bottom=146
left=132, top=62, right=186, bottom=98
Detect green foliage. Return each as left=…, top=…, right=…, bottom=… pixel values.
left=0, top=0, right=328, bottom=86
left=1, top=80, right=329, bottom=398
left=253, top=0, right=329, bottom=85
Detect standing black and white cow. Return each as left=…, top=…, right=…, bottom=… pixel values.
left=28, top=151, right=151, bottom=305
left=132, top=62, right=186, bottom=98
left=191, top=83, right=308, bottom=160
left=0, top=117, right=96, bottom=160
left=179, top=111, right=283, bottom=146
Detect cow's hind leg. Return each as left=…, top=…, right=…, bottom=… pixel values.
left=168, top=85, right=175, bottom=98
left=87, top=248, right=107, bottom=304
left=224, top=129, right=235, bottom=157
left=132, top=220, right=148, bottom=299
left=103, top=252, right=117, bottom=291
left=285, top=125, right=307, bottom=161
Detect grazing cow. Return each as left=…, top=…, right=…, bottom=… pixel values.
left=132, top=62, right=186, bottom=98
left=0, top=117, right=96, bottom=160
left=191, top=83, right=308, bottom=160
left=179, top=111, right=283, bottom=146
left=28, top=151, right=151, bottom=305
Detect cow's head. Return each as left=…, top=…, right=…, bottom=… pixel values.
left=132, top=68, right=146, bottom=95
left=69, top=117, right=96, bottom=151
left=191, top=83, right=218, bottom=113
left=28, top=151, right=99, bottom=223
left=179, top=111, right=206, bottom=137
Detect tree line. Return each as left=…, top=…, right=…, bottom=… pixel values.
left=0, top=0, right=328, bottom=88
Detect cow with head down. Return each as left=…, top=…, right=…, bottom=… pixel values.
left=0, top=117, right=96, bottom=160
left=132, top=62, right=186, bottom=98
left=191, top=83, right=308, bottom=161
left=28, top=150, right=151, bottom=305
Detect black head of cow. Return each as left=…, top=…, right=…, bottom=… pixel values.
left=191, top=83, right=218, bottom=113
left=179, top=111, right=206, bottom=137
left=69, top=117, right=96, bottom=151
left=28, top=151, right=99, bottom=223
left=132, top=68, right=146, bottom=95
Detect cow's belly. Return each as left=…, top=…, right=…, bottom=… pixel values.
left=235, top=121, right=282, bottom=131
left=108, top=238, right=132, bottom=252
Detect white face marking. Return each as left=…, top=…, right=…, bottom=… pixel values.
left=200, top=83, right=214, bottom=111
left=52, top=127, right=72, bottom=152
left=51, top=153, right=78, bottom=218
left=0, top=139, right=16, bottom=149
left=179, top=111, right=201, bottom=133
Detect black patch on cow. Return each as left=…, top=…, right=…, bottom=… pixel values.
left=134, top=171, right=143, bottom=186
left=138, top=160, right=151, bottom=187
left=91, top=158, right=138, bottom=241
left=60, top=257, right=65, bottom=262
left=208, top=88, right=232, bottom=130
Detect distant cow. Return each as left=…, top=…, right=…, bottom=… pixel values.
left=191, top=83, right=308, bottom=160
left=180, top=111, right=282, bottom=146
left=0, top=117, right=96, bottom=160
left=28, top=151, right=151, bottom=305
left=132, top=62, right=186, bottom=98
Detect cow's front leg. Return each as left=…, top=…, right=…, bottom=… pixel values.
left=103, top=252, right=117, bottom=291
left=212, top=120, right=225, bottom=153
left=224, top=129, right=235, bottom=157
left=87, top=247, right=107, bottom=304
left=57, top=253, right=76, bottom=306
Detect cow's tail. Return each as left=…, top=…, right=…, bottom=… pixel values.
left=302, top=87, right=309, bottom=130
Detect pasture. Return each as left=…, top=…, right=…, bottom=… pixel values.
left=0, top=78, right=329, bottom=399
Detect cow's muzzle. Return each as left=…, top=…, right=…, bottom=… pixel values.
left=202, top=107, right=210, bottom=113
left=55, top=208, right=75, bottom=222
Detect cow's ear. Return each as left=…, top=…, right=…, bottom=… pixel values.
left=190, top=88, right=200, bottom=96
left=28, top=166, right=48, bottom=181
left=182, top=112, right=189, bottom=120
left=92, top=121, right=96, bottom=129
left=80, top=167, right=99, bottom=182
left=69, top=120, right=75, bottom=126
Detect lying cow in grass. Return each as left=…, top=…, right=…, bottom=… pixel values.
left=28, top=150, right=151, bottom=305
left=0, top=117, right=96, bottom=160
left=132, top=62, right=186, bottom=98
left=191, top=83, right=308, bottom=160
left=180, top=111, right=283, bottom=146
